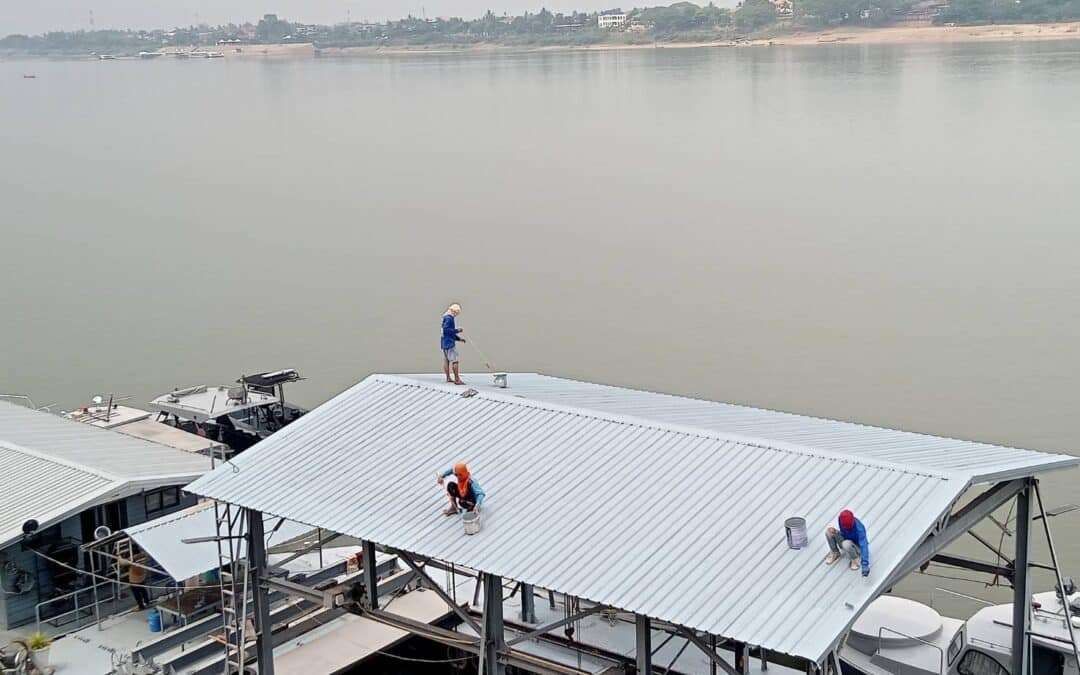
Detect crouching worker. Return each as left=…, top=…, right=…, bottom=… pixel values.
left=438, top=462, right=486, bottom=516
left=824, top=509, right=870, bottom=577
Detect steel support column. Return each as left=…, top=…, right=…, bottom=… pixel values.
left=636, top=615, right=652, bottom=674
left=1012, top=480, right=1032, bottom=675
left=362, top=540, right=378, bottom=610
left=247, top=509, right=275, bottom=675
left=481, top=573, right=507, bottom=675
left=709, top=635, right=718, bottom=675
left=521, top=583, right=537, bottom=623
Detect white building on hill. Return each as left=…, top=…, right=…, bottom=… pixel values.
left=598, top=10, right=627, bottom=28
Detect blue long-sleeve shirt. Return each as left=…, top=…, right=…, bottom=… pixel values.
left=840, top=517, right=871, bottom=574
left=441, top=313, right=463, bottom=350
left=440, top=468, right=486, bottom=506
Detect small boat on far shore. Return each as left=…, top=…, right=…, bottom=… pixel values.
left=22, top=74, right=36, bottom=79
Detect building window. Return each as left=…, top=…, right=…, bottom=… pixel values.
left=957, top=650, right=1008, bottom=675
left=145, top=487, right=181, bottom=516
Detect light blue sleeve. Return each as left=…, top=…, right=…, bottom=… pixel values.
left=857, top=522, right=870, bottom=573
left=440, top=468, right=454, bottom=478
left=471, top=479, right=486, bottom=506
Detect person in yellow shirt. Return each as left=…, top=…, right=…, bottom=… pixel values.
left=120, top=545, right=151, bottom=610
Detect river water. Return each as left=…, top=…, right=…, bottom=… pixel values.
left=2, top=42, right=1079, bottom=621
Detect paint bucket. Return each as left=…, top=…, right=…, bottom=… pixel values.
left=148, top=609, right=162, bottom=633
left=785, top=517, right=808, bottom=549
left=493, top=373, right=508, bottom=389
left=462, top=511, right=481, bottom=535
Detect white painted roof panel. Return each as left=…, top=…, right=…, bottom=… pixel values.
left=125, top=502, right=316, bottom=580
left=186, top=374, right=1005, bottom=661
left=0, top=401, right=214, bottom=548
left=0, top=400, right=213, bottom=482
left=0, top=441, right=120, bottom=548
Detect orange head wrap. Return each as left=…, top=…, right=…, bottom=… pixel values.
left=453, top=462, right=471, bottom=498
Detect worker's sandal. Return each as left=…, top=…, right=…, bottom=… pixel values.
left=443, top=507, right=459, bottom=516
left=824, top=552, right=840, bottom=565
left=850, top=558, right=861, bottom=571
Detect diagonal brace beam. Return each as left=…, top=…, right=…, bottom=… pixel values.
left=678, top=627, right=740, bottom=675
left=887, top=479, right=1026, bottom=588
left=397, top=551, right=482, bottom=634
left=505, top=606, right=604, bottom=647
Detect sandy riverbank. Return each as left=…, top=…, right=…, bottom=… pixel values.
left=765, top=20, right=1080, bottom=45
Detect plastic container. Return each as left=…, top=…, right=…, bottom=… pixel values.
left=785, top=517, right=808, bottom=549
left=462, top=511, right=481, bottom=535
left=148, top=608, right=162, bottom=632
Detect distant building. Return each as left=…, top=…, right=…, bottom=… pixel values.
left=598, top=9, right=627, bottom=28
left=772, top=0, right=794, bottom=15
left=773, top=0, right=799, bottom=15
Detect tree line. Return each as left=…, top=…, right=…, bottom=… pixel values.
left=4, top=0, right=1079, bottom=54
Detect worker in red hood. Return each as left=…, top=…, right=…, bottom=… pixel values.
left=437, top=462, right=486, bottom=516
left=825, top=509, right=870, bottom=576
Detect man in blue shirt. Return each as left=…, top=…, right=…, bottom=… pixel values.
left=441, top=303, right=465, bottom=385
left=824, top=509, right=871, bottom=577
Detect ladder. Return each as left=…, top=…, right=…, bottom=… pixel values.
left=214, top=501, right=250, bottom=674
left=113, top=538, right=134, bottom=610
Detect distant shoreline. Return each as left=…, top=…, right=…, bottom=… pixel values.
left=5, top=21, right=1080, bottom=60
left=250, top=21, right=1080, bottom=55
left=206, top=21, right=1080, bottom=56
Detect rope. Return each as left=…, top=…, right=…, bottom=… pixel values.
left=466, top=337, right=495, bottom=372
left=916, top=567, right=1002, bottom=587
left=371, top=650, right=475, bottom=664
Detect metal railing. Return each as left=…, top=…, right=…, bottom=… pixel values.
left=35, top=580, right=117, bottom=633
left=878, top=626, right=945, bottom=675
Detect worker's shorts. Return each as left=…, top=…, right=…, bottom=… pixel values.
left=446, top=482, right=476, bottom=511
left=442, top=347, right=459, bottom=363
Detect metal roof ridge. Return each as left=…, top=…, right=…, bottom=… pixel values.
left=535, top=372, right=1077, bottom=461
left=372, top=374, right=962, bottom=482
left=0, top=438, right=126, bottom=484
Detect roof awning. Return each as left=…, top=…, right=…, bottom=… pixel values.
left=123, top=503, right=317, bottom=581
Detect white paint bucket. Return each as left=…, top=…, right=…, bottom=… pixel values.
left=493, top=373, right=508, bottom=388
left=785, top=517, right=808, bottom=549
left=462, top=511, right=481, bottom=535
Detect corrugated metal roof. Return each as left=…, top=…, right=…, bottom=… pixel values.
left=0, top=400, right=213, bottom=482
left=0, top=441, right=120, bottom=548
left=404, top=373, right=1075, bottom=484
left=124, top=503, right=316, bottom=580
left=0, top=402, right=214, bottom=549
left=187, top=374, right=1013, bottom=662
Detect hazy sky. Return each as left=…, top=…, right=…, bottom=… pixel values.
left=2, top=0, right=646, bottom=34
